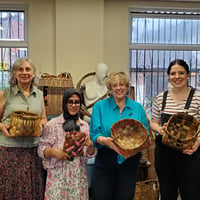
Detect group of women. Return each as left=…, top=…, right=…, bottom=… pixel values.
left=0, top=57, right=200, bottom=200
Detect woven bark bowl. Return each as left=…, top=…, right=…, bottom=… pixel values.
left=162, top=113, right=200, bottom=151
left=111, top=119, right=149, bottom=158
left=9, top=111, right=41, bottom=137
left=63, top=131, right=87, bottom=157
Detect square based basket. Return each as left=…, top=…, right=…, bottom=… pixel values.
left=63, top=131, right=87, bottom=157
left=162, top=113, right=200, bottom=151
left=9, top=110, right=41, bottom=137
left=111, top=119, right=150, bottom=159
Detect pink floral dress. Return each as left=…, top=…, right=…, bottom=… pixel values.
left=38, top=114, right=95, bottom=200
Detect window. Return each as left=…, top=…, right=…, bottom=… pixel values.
left=129, top=9, right=200, bottom=114
left=0, top=4, right=28, bottom=89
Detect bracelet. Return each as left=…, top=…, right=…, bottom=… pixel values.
left=100, top=136, right=104, bottom=145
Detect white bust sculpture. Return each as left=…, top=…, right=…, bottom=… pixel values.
left=83, top=63, right=109, bottom=122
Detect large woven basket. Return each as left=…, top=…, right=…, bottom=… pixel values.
left=9, top=110, right=41, bottom=137
left=134, top=179, right=159, bottom=200
left=162, top=113, right=200, bottom=151
left=111, top=119, right=150, bottom=158
left=38, top=73, right=74, bottom=116
left=63, top=131, right=87, bottom=158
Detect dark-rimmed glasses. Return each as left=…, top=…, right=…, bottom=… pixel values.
left=67, top=100, right=80, bottom=106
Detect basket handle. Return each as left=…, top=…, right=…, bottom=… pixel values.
left=41, top=72, right=72, bottom=79
left=57, top=72, right=72, bottom=78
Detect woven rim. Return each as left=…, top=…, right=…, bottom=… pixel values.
left=111, top=119, right=149, bottom=157
left=12, top=110, right=40, bottom=119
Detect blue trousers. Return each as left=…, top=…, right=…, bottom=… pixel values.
left=91, top=148, right=141, bottom=200
left=155, top=137, right=200, bottom=200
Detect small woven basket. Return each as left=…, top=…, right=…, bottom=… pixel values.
left=38, top=72, right=74, bottom=116
left=63, top=131, right=87, bottom=157
left=134, top=179, right=159, bottom=200
left=111, top=119, right=150, bottom=158
left=9, top=111, right=41, bottom=137
left=162, top=113, right=200, bottom=151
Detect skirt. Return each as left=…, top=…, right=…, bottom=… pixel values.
left=0, top=146, right=45, bottom=200
left=45, top=157, right=89, bottom=200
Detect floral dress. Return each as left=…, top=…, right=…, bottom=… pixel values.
left=38, top=114, right=94, bottom=200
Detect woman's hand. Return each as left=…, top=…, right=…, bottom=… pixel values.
left=44, top=148, right=73, bottom=160
left=183, top=139, right=200, bottom=155
left=39, top=124, right=46, bottom=136
left=158, top=123, right=168, bottom=136
left=99, top=136, right=122, bottom=155
left=53, top=149, right=72, bottom=160
left=150, top=119, right=166, bottom=136
left=84, top=136, right=95, bottom=155
left=84, top=135, right=93, bottom=146
left=0, top=122, right=11, bottom=137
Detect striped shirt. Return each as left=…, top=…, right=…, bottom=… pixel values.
left=152, top=89, right=200, bottom=121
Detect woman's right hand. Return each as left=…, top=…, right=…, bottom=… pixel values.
left=100, top=136, right=122, bottom=155
left=49, top=148, right=73, bottom=160
left=0, top=123, right=11, bottom=137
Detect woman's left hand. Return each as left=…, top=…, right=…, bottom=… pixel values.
left=38, top=124, right=44, bottom=136
left=84, top=136, right=95, bottom=155
left=183, top=139, right=200, bottom=155
left=84, top=135, right=93, bottom=146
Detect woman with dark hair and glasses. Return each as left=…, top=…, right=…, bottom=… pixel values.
left=150, top=59, right=200, bottom=200
left=38, top=88, right=95, bottom=200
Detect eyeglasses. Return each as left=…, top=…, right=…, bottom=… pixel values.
left=67, top=100, right=81, bottom=106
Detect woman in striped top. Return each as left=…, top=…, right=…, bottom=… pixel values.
left=150, top=59, right=200, bottom=200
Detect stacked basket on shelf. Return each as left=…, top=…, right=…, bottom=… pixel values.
left=38, top=72, right=74, bottom=116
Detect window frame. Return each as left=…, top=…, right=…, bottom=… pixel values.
left=0, top=3, right=28, bottom=49
left=129, top=7, right=200, bottom=108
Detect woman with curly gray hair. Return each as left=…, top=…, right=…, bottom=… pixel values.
left=0, top=57, right=47, bottom=199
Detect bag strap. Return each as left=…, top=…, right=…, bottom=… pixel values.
left=184, top=87, right=196, bottom=110
left=161, top=88, right=196, bottom=112
left=161, top=91, right=168, bottom=111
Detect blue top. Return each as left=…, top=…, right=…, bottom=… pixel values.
left=90, top=95, right=150, bottom=164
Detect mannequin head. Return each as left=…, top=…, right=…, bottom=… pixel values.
left=95, top=63, right=108, bottom=81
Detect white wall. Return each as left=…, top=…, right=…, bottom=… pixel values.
left=0, top=0, right=199, bottom=86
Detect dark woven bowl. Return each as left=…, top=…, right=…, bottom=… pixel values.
left=162, top=113, right=200, bottom=151
left=63, top=131, right=87, bottom=157
left=111, top=119, right=149, bottom=158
